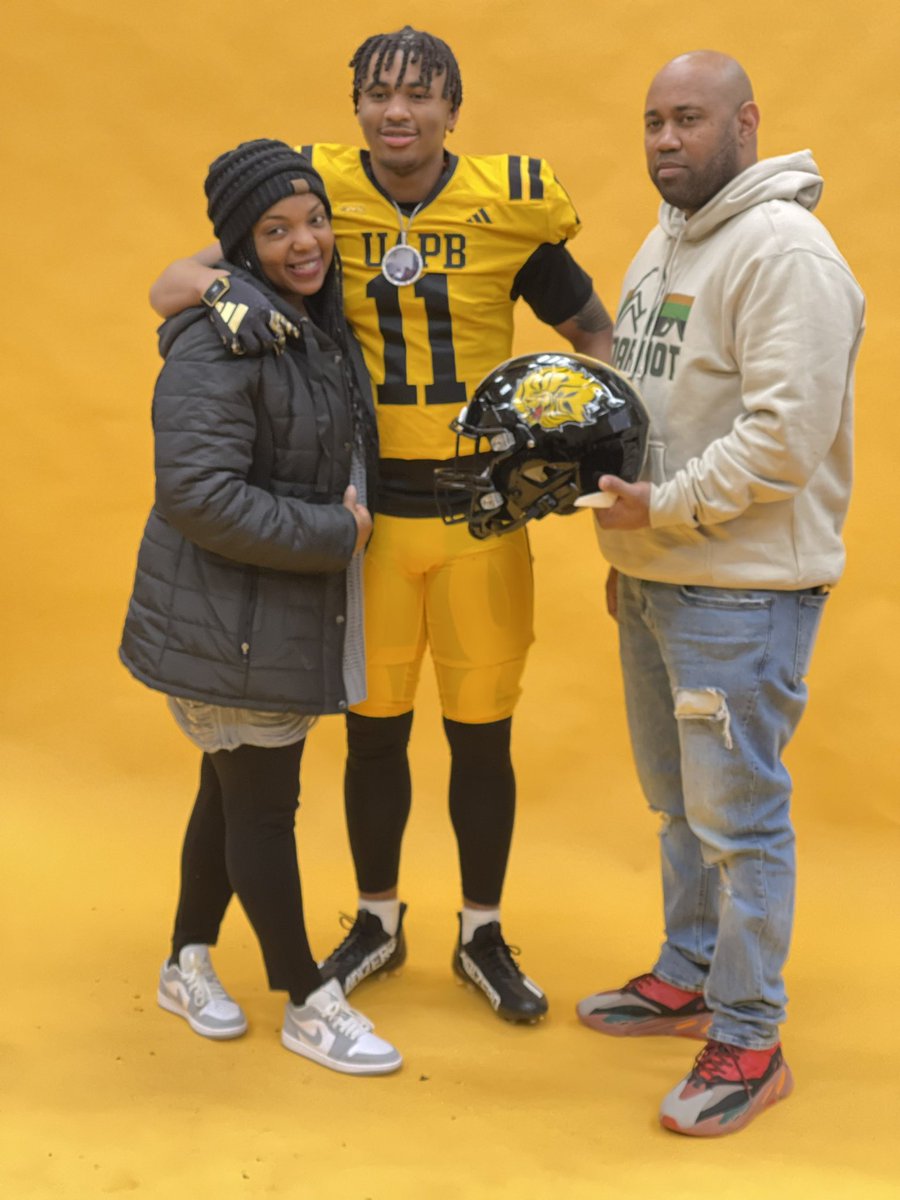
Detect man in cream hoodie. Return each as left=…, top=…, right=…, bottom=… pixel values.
left=576, top=51, right=864, bottom=1137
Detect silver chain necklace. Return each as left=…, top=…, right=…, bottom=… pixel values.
left=381, top=199, right=426, bottom=287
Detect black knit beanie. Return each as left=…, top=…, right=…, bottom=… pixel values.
left=205, top=139, right=331, bottom=262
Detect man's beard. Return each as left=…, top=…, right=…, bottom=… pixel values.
left=652, top=136, right=742, bottom=214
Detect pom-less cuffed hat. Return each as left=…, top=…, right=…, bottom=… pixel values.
left=205, top=139, right=330, bottom=260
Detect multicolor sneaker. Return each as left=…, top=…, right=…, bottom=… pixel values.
left=452, top=916, right=548, bottom=1024
left=281, top=978, right=402, bottom=1075
left=660, top=1040, right=794, bottom=1136
left=157, top=944, right=248, bottom=1040
left=318, top=904, right=407, bottom=995
left=576, top=972, right=711, bottom=1039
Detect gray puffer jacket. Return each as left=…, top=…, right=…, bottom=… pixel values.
left=120, top=284, right=375, bottom=714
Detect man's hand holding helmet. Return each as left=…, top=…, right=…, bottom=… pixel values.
left=593, top=475, right=651, bottom=529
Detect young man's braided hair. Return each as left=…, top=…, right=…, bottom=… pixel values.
left=349, top=25, right=463, bottom=111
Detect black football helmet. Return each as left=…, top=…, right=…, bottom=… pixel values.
left=434, top=353, right=649, bottom=539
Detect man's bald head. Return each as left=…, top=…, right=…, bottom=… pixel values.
left=644, top=51, right=760, bottom=214
left=650, top=51, right=754, bottom=110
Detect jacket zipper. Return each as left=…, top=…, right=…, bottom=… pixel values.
left=239, top=569, right=259, bottom=661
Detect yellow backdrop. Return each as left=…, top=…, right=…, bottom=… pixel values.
left=2, top=1, right=898, bottom=1197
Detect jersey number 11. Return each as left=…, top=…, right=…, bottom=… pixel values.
left=367, top=274, right=468, bottom=407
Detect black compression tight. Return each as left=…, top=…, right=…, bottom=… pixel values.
left=344, top=711, right=413, bottom=895
left=344, top=711, right=516, bottom=905
left=170, top=740, right=322, bottom=1005
left=444, top=716, right=516, bottom=905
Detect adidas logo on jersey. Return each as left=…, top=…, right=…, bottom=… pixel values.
left=466, top=208, right=493, bottom=224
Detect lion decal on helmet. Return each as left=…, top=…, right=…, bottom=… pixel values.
left=511, top=364, right=613, bottom=430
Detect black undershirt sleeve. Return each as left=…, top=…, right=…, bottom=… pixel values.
left=510, top=241, right=594, bottom=327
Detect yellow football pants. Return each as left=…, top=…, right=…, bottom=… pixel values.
left=352, top=515, right=534, bottom=723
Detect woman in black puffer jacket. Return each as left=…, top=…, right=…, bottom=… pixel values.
left=120, top=140, right=400, bottom=1076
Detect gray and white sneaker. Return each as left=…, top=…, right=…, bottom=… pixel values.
left=281, top=977, right=402, bottom=1075
left=157, top=944, right=248, bottom=1040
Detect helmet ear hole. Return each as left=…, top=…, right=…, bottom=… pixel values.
left=434, top=352, right=648, bottom=538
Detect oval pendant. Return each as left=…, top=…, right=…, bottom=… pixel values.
left=381, top=242, right=425, bottom=287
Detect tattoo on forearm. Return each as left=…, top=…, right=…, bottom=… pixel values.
left=573, top=293, right=613, bottom=333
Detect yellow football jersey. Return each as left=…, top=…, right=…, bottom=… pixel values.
left=297, top=143, right=582, bottom=461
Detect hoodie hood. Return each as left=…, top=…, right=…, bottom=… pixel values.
left=659, top=150, right=824, bottom=242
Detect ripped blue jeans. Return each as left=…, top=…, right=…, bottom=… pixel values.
left=617, top=574, right=828, bottom=1049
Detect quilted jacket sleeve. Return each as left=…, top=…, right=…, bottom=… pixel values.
left=152, top=320, right=357, bottom=574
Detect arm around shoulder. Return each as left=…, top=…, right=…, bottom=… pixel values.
left=149, top=243, right=225, bottom=317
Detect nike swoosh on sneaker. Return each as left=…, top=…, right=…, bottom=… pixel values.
left=294, top=1024, right=324, bottom=1047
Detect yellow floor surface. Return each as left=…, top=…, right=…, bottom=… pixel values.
left=4, top=514, right=899, bottom=1198
left=3, top=0, right=900, bottom=1195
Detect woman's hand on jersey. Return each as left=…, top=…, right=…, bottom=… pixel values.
left=592, top=476, right=651, bottom=530
left=206, top=276, right=300, bottom=356
left=343, top=485, right=373, bottom=554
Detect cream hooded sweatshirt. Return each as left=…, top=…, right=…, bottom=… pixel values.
left=599, top=151, right=865, bottom=589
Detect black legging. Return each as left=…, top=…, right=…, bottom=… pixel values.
left=171, top=740, right=322, bottom=1004
left=344, top=711, right=516, bottom=906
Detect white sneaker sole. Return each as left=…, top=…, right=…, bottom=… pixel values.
left=157, top=988, right=248, bottom=1040
left=280, top=1028, right=402, bottom=1075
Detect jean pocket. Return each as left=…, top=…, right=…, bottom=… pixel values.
left=794, top=592, right=828, bottom=684
left=678, top=585, right=774, bottom=611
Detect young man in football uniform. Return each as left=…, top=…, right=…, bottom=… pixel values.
left=150, top=26, right=612, bottom=1024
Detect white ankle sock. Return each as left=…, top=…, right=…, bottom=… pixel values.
left=460, top=906, right=501, bottom=945
left=359, top=897, right=401, bottom=936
